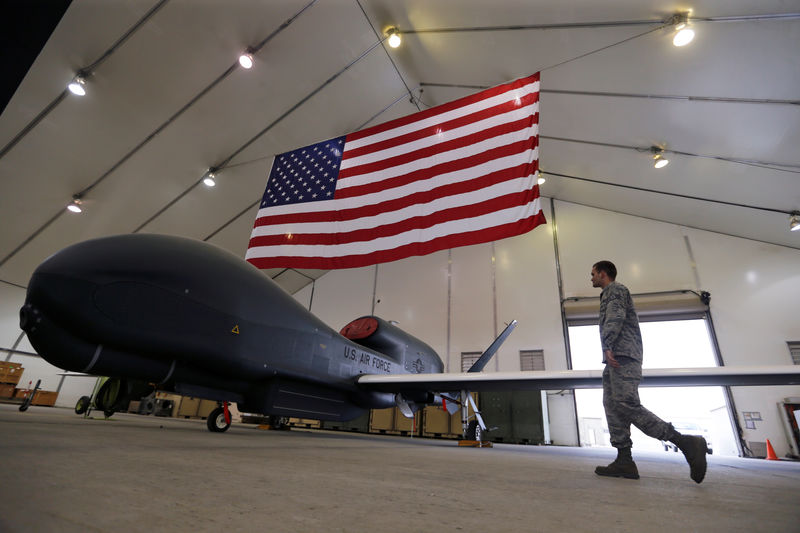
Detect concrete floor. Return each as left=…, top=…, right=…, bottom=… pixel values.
left=1, top=404, right=798, bottom=533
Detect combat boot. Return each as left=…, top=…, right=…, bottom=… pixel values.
left=595, top=447, right=639, bottom=479
left=595, top=460, right=640, bottom=479
left=672, top=434, right=709, bottom=483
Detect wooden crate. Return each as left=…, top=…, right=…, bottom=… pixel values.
left=13, top=388, right=31, bottom=399
left=369, top=408, right=395, bottom=432
left=369, top=407, right=417, bottom=435
left=197, top=399, right=217, bottom=418
left=30, top=390, right=58, bottom=407
left=0, top=362, right=23, bottom=386
left=0, top=383, right=15, bottom=398
left=177, top=397, right=201, bottom=417
left=422, top=406, right=459, bottom=439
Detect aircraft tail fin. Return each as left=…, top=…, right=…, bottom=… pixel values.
left=467, top=320, right=518, bottom=373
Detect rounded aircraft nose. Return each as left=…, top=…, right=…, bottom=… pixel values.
left=19, top=304, right=41, bottom=333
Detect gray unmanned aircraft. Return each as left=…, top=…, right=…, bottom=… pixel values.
left=19, top=234, right=800, bottom=438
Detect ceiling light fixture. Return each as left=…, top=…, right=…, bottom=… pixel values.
left=67, top=75, right=87, bottom=96
left=67, top=196, right=83, bottom=213
left=386, top=27, right=401, bottom=48
left=537, top=171, right=546, bottom=185
left=790, top=212, right=800, bottom=232
left=203, top=170, right=217, bottom=187
left=238, top=50, right=254, bottom=69
left=672, top=13, right=695, bottom=47
left=651, top=146, right=669, bottom=168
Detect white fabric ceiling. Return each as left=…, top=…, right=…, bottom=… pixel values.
left=1, top=0, right=799, bottom=295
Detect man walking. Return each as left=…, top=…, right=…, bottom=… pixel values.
left=591, top=260, right=709, bottom=483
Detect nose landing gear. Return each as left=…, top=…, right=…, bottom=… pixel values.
left=207, top=401, right=232, bottom=432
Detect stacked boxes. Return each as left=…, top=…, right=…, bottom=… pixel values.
left=0, top=362, right=23, bottom=398
left=1, top=362, right=23, bottom=400
left=369, top=406, right=417, bottom=436
left=1, top=362, right=59, bottom=406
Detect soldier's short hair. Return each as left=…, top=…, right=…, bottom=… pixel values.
left=593, top=260, right=617, bottom=280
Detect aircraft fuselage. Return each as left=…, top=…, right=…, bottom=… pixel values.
left=20, top=234, right=443, bottom=421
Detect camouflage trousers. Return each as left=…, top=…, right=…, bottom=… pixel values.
left=603, top=358, right=676, bottom=449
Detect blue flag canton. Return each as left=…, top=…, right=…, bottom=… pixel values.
left=261, top=136, right=346, bottom=208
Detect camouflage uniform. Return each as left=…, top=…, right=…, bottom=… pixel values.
left=599, top=281, right=676, bottom=449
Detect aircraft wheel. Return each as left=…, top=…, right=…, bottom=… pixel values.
left=207, top=407, right=231, bottom=432
left=103, top=408, right=115, bottom=418
left=466, top=420, right=483, bottom=441
left=268, top=415, right=288, bottom=429
left=75, top=396, right=91, bottom=415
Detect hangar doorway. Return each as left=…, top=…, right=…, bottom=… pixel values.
left=569, top=319, right=740, bottom=456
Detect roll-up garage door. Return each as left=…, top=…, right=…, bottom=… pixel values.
left=563, top=290, right=709, bottom=326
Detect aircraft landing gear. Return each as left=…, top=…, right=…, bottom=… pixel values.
left=466, top=420, right=483, bottom=442
left=457, top=391, right=492, bottom=447
left=75, top=395, right=91, bottom=414
left=207, top=404, right=231, bottom=432
left=18, top=379, right=41, bottom=412
left=268, top=415, right=289, bottom=430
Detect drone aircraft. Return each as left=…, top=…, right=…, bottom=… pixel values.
left=20, top=234, right=800, bottom=438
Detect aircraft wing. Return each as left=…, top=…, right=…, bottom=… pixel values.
left=357, top=365, right=800, bottom=393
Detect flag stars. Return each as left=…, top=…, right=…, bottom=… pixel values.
left=265, top=136, right=344, bottom=207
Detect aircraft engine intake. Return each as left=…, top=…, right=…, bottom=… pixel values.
left=340, top=316, right=444, bottom=374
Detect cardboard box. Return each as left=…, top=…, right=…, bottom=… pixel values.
left=0, top=383, right=15, bottom=398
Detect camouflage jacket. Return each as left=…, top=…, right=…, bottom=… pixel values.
left=599, top=281, right=643, bottom=363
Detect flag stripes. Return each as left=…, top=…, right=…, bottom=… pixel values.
left=246, top=72, right=544, bottom=270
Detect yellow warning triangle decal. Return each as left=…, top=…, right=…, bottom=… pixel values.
left=231, top=325, right=240, bottom=334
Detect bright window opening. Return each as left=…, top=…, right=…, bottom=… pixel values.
left=570, top=319, right=739, bottom=456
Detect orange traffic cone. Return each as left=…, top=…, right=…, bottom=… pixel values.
left=765, top=439, right=779, bottom=461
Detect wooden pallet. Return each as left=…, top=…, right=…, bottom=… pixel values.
left=458, top=440, right=493, bottom=448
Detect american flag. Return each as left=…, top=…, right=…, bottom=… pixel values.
left=246, top=72, right=544, bottom=270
